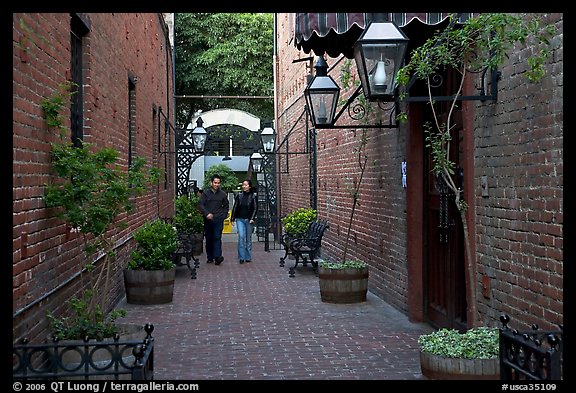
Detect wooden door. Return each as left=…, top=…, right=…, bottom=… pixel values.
left=422, top=72, right=468, bottom=331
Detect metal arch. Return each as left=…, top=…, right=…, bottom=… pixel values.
left=158, top=107, right=278, bottom=247
left=174, top=124, right=260, bottom=197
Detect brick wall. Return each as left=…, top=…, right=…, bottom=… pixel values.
left=276, top=13, right=563, bottom=329
left=13, top=13, right=176, bottom=342
left=275, top=13, right=409, bottom=312
left=473, top=13, right=563, bottom=330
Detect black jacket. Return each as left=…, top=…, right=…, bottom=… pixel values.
left=231, top=192, right=258, bottom=221
left=198, top=187, right=229, bottom=220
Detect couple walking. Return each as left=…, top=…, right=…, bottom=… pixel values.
left=198, top=175, right=257, bottom=265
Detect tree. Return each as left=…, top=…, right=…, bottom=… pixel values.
left=174, top=13, right=274, bottom=127
left=396, top=13, right=556, bottom=327
left=203, top=163, right=238, bottom=193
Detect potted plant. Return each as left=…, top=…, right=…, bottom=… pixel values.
left=279, top=207, right=317, bottom=265
left=281, top=207, right=317, bottom=238
left=124, top=219, right=179, bottom=304
left=418, top=326, right=500, bottom=379
left=318, top=125, right=371, bottom=304
left=318, top=260, right=369, bottom=303
left=174, top=194, right=204, bottom=256
left=41, top=85, right=158, bottom=378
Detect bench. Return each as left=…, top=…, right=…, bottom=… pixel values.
left=499, top=314, right=563, bottom=380
left=13, top=324, right=155, bottom=380
left=280, top=220, right=329, bottom=278
left=172, top=232, right=200, bottom=279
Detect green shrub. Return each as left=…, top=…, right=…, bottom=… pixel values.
left=418, top=327, right=499, bottom=359
left=174, top=194, right=203, bottom=234
left=319, top=260, right=368, bottom=269
left=281, top=208, right=317, bottom=237
left=47, top=291, right=126, bottom=341
left=128, top=219, right=178, bottom=270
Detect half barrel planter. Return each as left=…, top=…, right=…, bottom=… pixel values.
left=123, top=268, right=176, bottom=305
left=420, top=352, right=500, bottom=380
left=318, top=265, right=369, bottom=304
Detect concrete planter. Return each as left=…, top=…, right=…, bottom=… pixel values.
left=420, top=351, right=500, bottom=380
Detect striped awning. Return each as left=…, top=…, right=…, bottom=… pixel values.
left=295, top=13, right=472, bottom=59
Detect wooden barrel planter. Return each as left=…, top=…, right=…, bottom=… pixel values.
left=124, top=268, right=176, bottom=305
left=319, top=266, right=369, bottom=304
left=420, top=352, right=500, bottom=380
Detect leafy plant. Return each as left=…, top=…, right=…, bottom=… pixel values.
left=319, top=260, right=368, bottom=269
left=127, top=219, right=179, bottom=271
left=42, top=84, right=160, bottom=338
left=396, top=13, right=555, bottom=326
left=174, top=194, right=204, bottom=234
left=418, top=327, right=499, bottom=359
left=281, top=208, right=317, bottom=238
left=203, top=163, right=238, bottom=192
left=47, top=291, right=126, bottom=341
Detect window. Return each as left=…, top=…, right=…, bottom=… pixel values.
left=70, top=14, right=90, bottom=147
left=128, top=75, right=137, bottom=167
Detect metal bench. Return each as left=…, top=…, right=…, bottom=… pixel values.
left=499, top=314, right=563, bottom=380
left=13, top=323, right=155, bottom=380
left=280, top=220, right=329, bottom=278
left=172, top=232, right=199, bottom=279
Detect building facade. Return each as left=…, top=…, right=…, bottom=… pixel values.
left=274, top=13, right=563, bottom=331
left=13, top=13, right=176, bottom=342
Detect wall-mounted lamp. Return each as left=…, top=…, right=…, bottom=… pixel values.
left=260, top=121, right=276, bottom=154
left=250, top=151, right=263, bottom=172
left=190, top=117, right=208, bottom=153
left=304, top=57, right=340, bottom=127
left=353, top=21, right=409, bottom=101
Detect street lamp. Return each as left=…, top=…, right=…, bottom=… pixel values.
left=260, top=121, right=276, bottom=154
left=250, top=151, right=263, bottom=172
left=191, top=117, right=207, bottom=153
left=353, top=20, right=409, bottom=101
left=304, top=57, right=340, bottom=127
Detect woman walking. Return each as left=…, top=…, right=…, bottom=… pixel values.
left=231, top=180, right=258, bottom=264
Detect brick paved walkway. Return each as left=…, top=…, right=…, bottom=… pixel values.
left=117, top=233, right=431, bottom=380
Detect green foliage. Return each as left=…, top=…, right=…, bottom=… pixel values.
left=319, top=260, right=368, bottom=269
left=44, top=143, right=160, bottom=242
left=281, top=208, right=317, bottom=238
left=47, top=291, right=126, bottom=341
left=418, top=327, right=499, bottom=359
left=128, top=220, right=179, bottom=271
left=174, top=13, right=274, bottom=127
left=174, top=194, right=204, bottom=234
left=203, top=164, right=238, bottom=192
left=41, top=85, right=159, bottom=338
left=40, top=82, right=73, bottom=134
left=397, top=13, right=555, bottom=88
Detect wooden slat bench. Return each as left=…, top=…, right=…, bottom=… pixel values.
left=280, top=220, right=329, bottom=278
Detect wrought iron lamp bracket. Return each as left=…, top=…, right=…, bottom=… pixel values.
left=314, top=85, right=400, bottom=130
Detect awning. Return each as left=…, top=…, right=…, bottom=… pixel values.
left=295, top=13, right=472, bottom=59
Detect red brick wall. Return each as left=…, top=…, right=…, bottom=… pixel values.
left=473, top=13, right=563, bottom=330
left=13, top=13, right=176, bottom=342
left=276, top=13, right=563, bottom=329
left=276, top=14, right=409, bottom=312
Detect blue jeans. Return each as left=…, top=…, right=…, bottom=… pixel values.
left=236, top=218, right=252, bottom=261
left=204, top=217, right=225, bottom=261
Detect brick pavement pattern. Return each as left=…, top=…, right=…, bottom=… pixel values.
left=117, top=234, right=430, bottom=380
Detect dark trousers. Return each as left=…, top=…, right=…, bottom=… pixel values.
left=204, top=217, right=225, bottom=261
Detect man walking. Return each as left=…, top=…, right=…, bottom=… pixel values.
left=198, top=174, right=229, bottom=265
